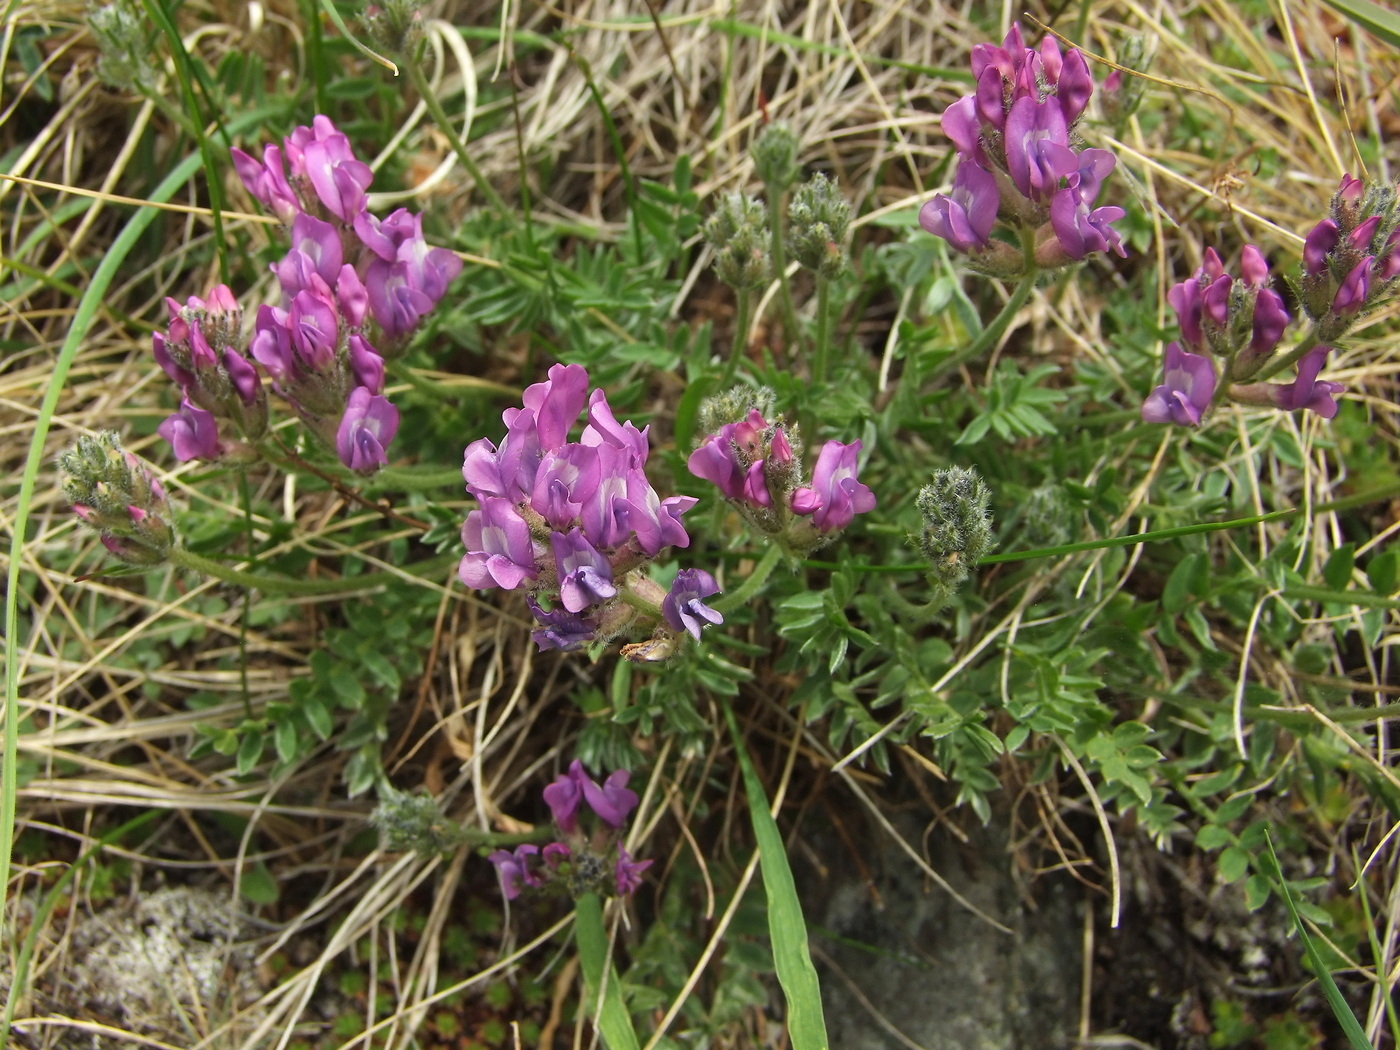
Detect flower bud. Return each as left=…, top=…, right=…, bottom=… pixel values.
left=87, top=0, right=161, bottom=93
left=61, top=432, right=176, bottom=566
left=361, top=0, right=424, bottom=58
left=371, top=784, right=464, bottom=855
left=750, top=121, right=801, bottom=190
left=915, top=467, right=994, bottom=593
left=1099, top=37, right=1149, bottom=132
left=787, top=173, right=852, bottom=279
left=703, top=193, right=772, bottom=290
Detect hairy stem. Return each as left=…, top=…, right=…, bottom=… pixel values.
left=169, top=547, right=457, bottom=595
left=812, top=276, right=831, bottom=384
left=714, top=543, right=785, bottom=613
left=766, top=189, right=800, bottom=346
left=722, top=289, right=752, bottom=387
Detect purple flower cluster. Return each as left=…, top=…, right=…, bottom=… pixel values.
left=1299, top=174, right=1400, bottom=333
left=155, top=117, right=460, bottom=474
left=688, top=409, right=875, bottom=550
left=1144, top=244, right=1344, bottom=425
left=233, top=116, right=462, bottom=342
left=460, top=364, right=723, bottom=655
left=919, top=26, right=1125, bottom=266
left=489, top=760, right=651, bottom=901
left=154, top=286, right=268, bottom=463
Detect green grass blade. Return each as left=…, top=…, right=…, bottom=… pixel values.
left=1320, top=0, right=1400, bottom=50
left=1352, top=849, right=1400, bottom=1048
left=575, top=891, right=642, bottom=1050
left=721, top=699, right=829, bottom=1050
left=0, top=105, right=277, bottom=1009
left=140, top=0, right=231, bottom=284
left=0, top=811, right=159, bottom=1047
left=1264, top=832, right=1374, bottom=1050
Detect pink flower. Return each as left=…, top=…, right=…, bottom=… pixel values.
left=790, top=440, right=876, bottom=533
left=335, top=387, right=399, bottom=474
left=919, top=158, right=1000, bottom=253
left=158, top=398, right=222, bottom=461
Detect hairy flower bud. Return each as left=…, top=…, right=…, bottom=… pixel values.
left=361, top=0, right=424, bottom=58
left=61, top=432, right=176, bottom=565
left=371, top=784, right=464, bottom=855
left=750, top=121, right=801, bottom=190
left=787, top=173, right=852, bottom=279
left=88, top=0, right=161, bottom=93
left=1098, top=38, right=1149, bottom=132
left=915, top=467, right=995, bottom=594
left=704, top=193, right=772, bottom=290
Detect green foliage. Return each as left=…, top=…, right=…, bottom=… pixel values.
left=17, top=6, right=1400, bottom=1049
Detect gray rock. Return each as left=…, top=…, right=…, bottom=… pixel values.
left=799, top=808, right=1083, bottom=1050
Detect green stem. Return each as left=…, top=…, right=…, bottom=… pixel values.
left=714, top=543, right=785, bottom=613
left=361, top=465, right=467, bottom=493
left=168, top=547, right=457, bottom=595
left=932, top=269, right=1038, bottom=379
left=236, top=470, right=254, bottom=719
left=812, top=276, right=831, bottom=384
left=405, top=59, right=508, bottom=213
left=721, top=289, right=751, bottom=387
left=767, top=188, right=800, bottom=346
left=575, top=892, right=641, bottom=1050
left=799, top=480, right=1400, bottom=573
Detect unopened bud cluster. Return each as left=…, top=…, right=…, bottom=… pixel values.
left=360, top=0, right=424, bottom=58
left=87, top=0, right=160, bottom=93
left=1097, top=39, right=1149, bottom=132
left=915, top=467, right=994, bottom=597
left=490, top=761, right=651, bottom=902
left=704, top=194, right=771, bottom=290
left=371, top=784, right=466, bottom=855
left=61, top=432, right=176, bottom=566
left=751, top=121, right=801, bottom=191
left=688, top=387, right=875, bottom=555
left=787, top=173, right=851, bottom=279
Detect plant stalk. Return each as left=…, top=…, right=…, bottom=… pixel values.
left=812, top=276, right=831, bottom=384
left=714, top=543, right=784, bottom=613
left=722, top=289, right=751, bottom=387
left=766, top=188, right=800, bottom=345
left=169, top=547, right=457, bottom=595
left=406, top=59, right=508, bottom=213
left=932, top=268, right=1038, bottom=379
